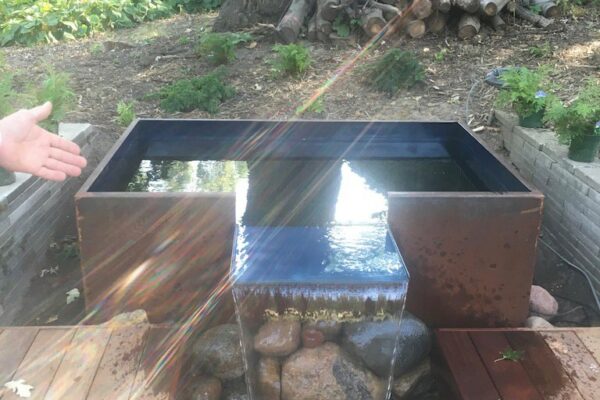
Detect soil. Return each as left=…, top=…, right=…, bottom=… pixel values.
left=1, top=8, right=599, bottom=326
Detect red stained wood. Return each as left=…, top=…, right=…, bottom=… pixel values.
left=0, top=328, right=39, bottom=398
left=505, top=331, right=583, bottom=400
left=470, top=331, right=543, bottom=400
left=435, top=330, right=500, bottom=400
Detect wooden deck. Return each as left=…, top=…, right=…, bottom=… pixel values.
left=0, top=325, right=184, bottom=400
left=436, top=328, right=600, bottom=400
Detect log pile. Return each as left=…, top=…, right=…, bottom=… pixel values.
left=276, top=0, right=558, bottom=43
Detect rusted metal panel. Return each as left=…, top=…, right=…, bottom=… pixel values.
left=388, top=192, right=543, bottom=328
left=76, top=192, right=235, bottom=324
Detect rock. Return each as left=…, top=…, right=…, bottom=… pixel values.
left=192, top=376, right=222, bottom=400
left=100, top=310, right=149, bottom=327
left=192, top=324, right=245, bottom=380
left=257, top=357, right=281, bottom=400
left=222, top=377, right=249, bottom=400
left=302, top=327, right=325, bottom=348
left=282, top=342, right=385, bottom=400
left=342, top=313, right=431, bottom=377
left=525, top=316, right=554, bottom=329
left=529, top=285, right=558, bottom=317
left=303, top=319, right=342, bottom=341
left=392, top=359, right=432, bottom=399
left=254, top=319, right=301, bottom=357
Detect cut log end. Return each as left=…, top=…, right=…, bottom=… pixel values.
left=426, top=11, right=448, bottom=34
left=362, top=8, right=387, bottom=37
left=458, top=14, right=480, bottom=39
left=413, top=0, right=434, bottom=19
left=407, top=19, right=427, bottom=38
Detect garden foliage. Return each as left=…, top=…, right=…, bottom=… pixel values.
left=367, top=49, right=425, bottom=96
left=0, top=0, right=222, bottom=46
left=496, top=67, right=551, bottom=117
left=196, top=32, right=252, bottom=65
left=271, top=44, right=311, bottom=77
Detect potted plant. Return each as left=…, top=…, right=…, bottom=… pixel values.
left=544, top=80, right=600, bottom=163
left=496, top=67, right=551, bottom=128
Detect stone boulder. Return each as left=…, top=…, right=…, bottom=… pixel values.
left=303, top=319, right=342, bottom=341
left=257, top=357, right=281, bottom=400
left=342, top=313, right=431, bottom=377
left=192, top=376, right=222, bottom=400
left=254, top=319, right=301, bottom=357
left=392, top=359, right=432, bottom=399
left=281, top=342, right=385, bottom=400
left=525, top=316, right=554, bottom=329
left=529, top=285, right=558, bottom=317
left=192, top=324, right=245, bottom=380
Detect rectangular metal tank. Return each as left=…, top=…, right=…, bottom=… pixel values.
left=77, top=119, right=542, bottom=327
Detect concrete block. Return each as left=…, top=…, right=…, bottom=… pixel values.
left=534, top=151, right=556, bottom=171
left=511, top=135, right=526, bottom=152
left=573, top=162, right=600, bottom=194
left=0, top=173, right=36, bottom=209
left=547, top=165, right=590, bottom=196
left=513, top=126, right=549, bottom=151
left=8, top=187, right=52, bottom=225
left=58, top=123, right=93, bottom=146
left=494, top=110, right=518, bottom=131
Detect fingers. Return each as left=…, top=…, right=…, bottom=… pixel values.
left=49, top=132, right=82, bottom=154
left=30, top=102, right=53, bottom=123
left=36, top=167, right=67, bottom=182
left=49, top=147, right=87, bottom=168
left=44, top=158, right=83, bottom=177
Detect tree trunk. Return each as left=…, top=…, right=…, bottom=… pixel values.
left=406, top=18, right=427, bottom=38
left=530, top=0, right=560, bottom=17
left=277, top=0, right=313, bottom=43
left=412, top=0, right=434, bottom=19
left=426, top=10, right=448, bottom=33
left=307, top=13, right=318, bottom=40
left=488, top=13, right=506, bottom=30
left=458, top=13, right=480, bottom=39
left=480, top=0, right=509, bottom=16
left=362, top=7, right=387, bottom=37
left=319, top=0, right=341, bottom=21
left=317, top=12, right=333, bottom=41
left=214, top=0, right=289, bottom=32
left=515, top=4, right=554, bottom=27
left=453, top=0, right=480, bottom=13
left=432, top=0, right=452, bottom=12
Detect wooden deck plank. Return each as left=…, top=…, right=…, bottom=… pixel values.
left=572, top=328, right=600, bottom=364
left=470, top=331, right=543, bottom=400
left=435, top=330, right=500, bottom=400
left=0, top=329, right=39, bottom=398
left=542, top=331, right=600, bottom=400
left=2, top=329, right=76, bottom=400
left=129, top=327, right=182, bottom=400
left=87, top=325, right=150, bottom=400
left=506, top=331, right=584, bottom=400
left=44, top=326, right=112, bottom=400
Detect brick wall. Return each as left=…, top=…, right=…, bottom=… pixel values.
left=496, top=110, right=600, bottom=290
left=0, top=124, right=111, bottom=324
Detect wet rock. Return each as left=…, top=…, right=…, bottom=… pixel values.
left=342, top=313, right=431, bottom=377
left=303, top=319, right=342, bottom=341
left=392, top=359, right=432, bottom=399
left=282, top=342, right=385, bottom=400
left=257, top=357, right=281, bottom=400
left=302, top=327, right=325, bottom=348
left=529, top=285, right=558, bottom=317
left=100, top=310, right=149, bottom=327
left=192, top=324, right=244, bottom=380
left=254, top=319, right=301, bottom=357
left=222, top=377, right=249, bottom=400
left=525, top=316, right=554, bottom=329
left=192, top=376, right=222, bottom=400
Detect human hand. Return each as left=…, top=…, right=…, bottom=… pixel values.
left=0, top=102, right=87, bottom=181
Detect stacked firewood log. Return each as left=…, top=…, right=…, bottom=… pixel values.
left=276, top=0, right=558, bottom=42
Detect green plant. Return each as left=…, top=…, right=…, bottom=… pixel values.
left=366, top=49, right=424, bottom=96
left=0, top=54, right=16, bottom=117
left=544, top=79, right=600, bottom=143
left=495, top=348, right=524, bottom=362
left=333, top=14, right=351, bottom=37
left=196, top=32, right=252, bottom=65
left=35, top=68, right=75, bottom=131
left=529, top=42, right=552, bottom=58
left=117, top=100, right=136, bottom=126
left=496, top=67, right=551, bottom=117
left=178, top=36, right=190, bottom=45
left=530, top=4, right=542, bottom=13
left=271, top=43, right=311, bottom=77
left=296, top=95, right=325, bottom=114
left=154, top=68, right=234, bottom=113
left=434, top=48, right=448, bottom=62
left=89, top=42, right=103, bottom=55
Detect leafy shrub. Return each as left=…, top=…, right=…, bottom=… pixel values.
left=155, top=68, right=234, bottom=113
left=0, top=54, right=17, bottom=117
left=366, top=49, right=424, bottom=96
left=496, top=67, right=551, bottom=117
left=35, top=68, right=76, bottom=130
left=0, top=0, right=223, bottom=47
left=271, top=44, right=311, bottom=77
left=196, top=32, right=252, bottom=65
left=544, top=80, right=600, bottom=142
left=117, top=100, right=136, bottom=125
left=529, top=42, right=553, bottom=58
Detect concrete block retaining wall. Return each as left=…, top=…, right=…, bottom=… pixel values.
left=496, top=110, right=600, bottom=290
left=0, top=124, right=109, bottom=324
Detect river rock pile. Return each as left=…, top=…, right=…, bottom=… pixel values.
left=189, top=313, right=432, bottom=400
